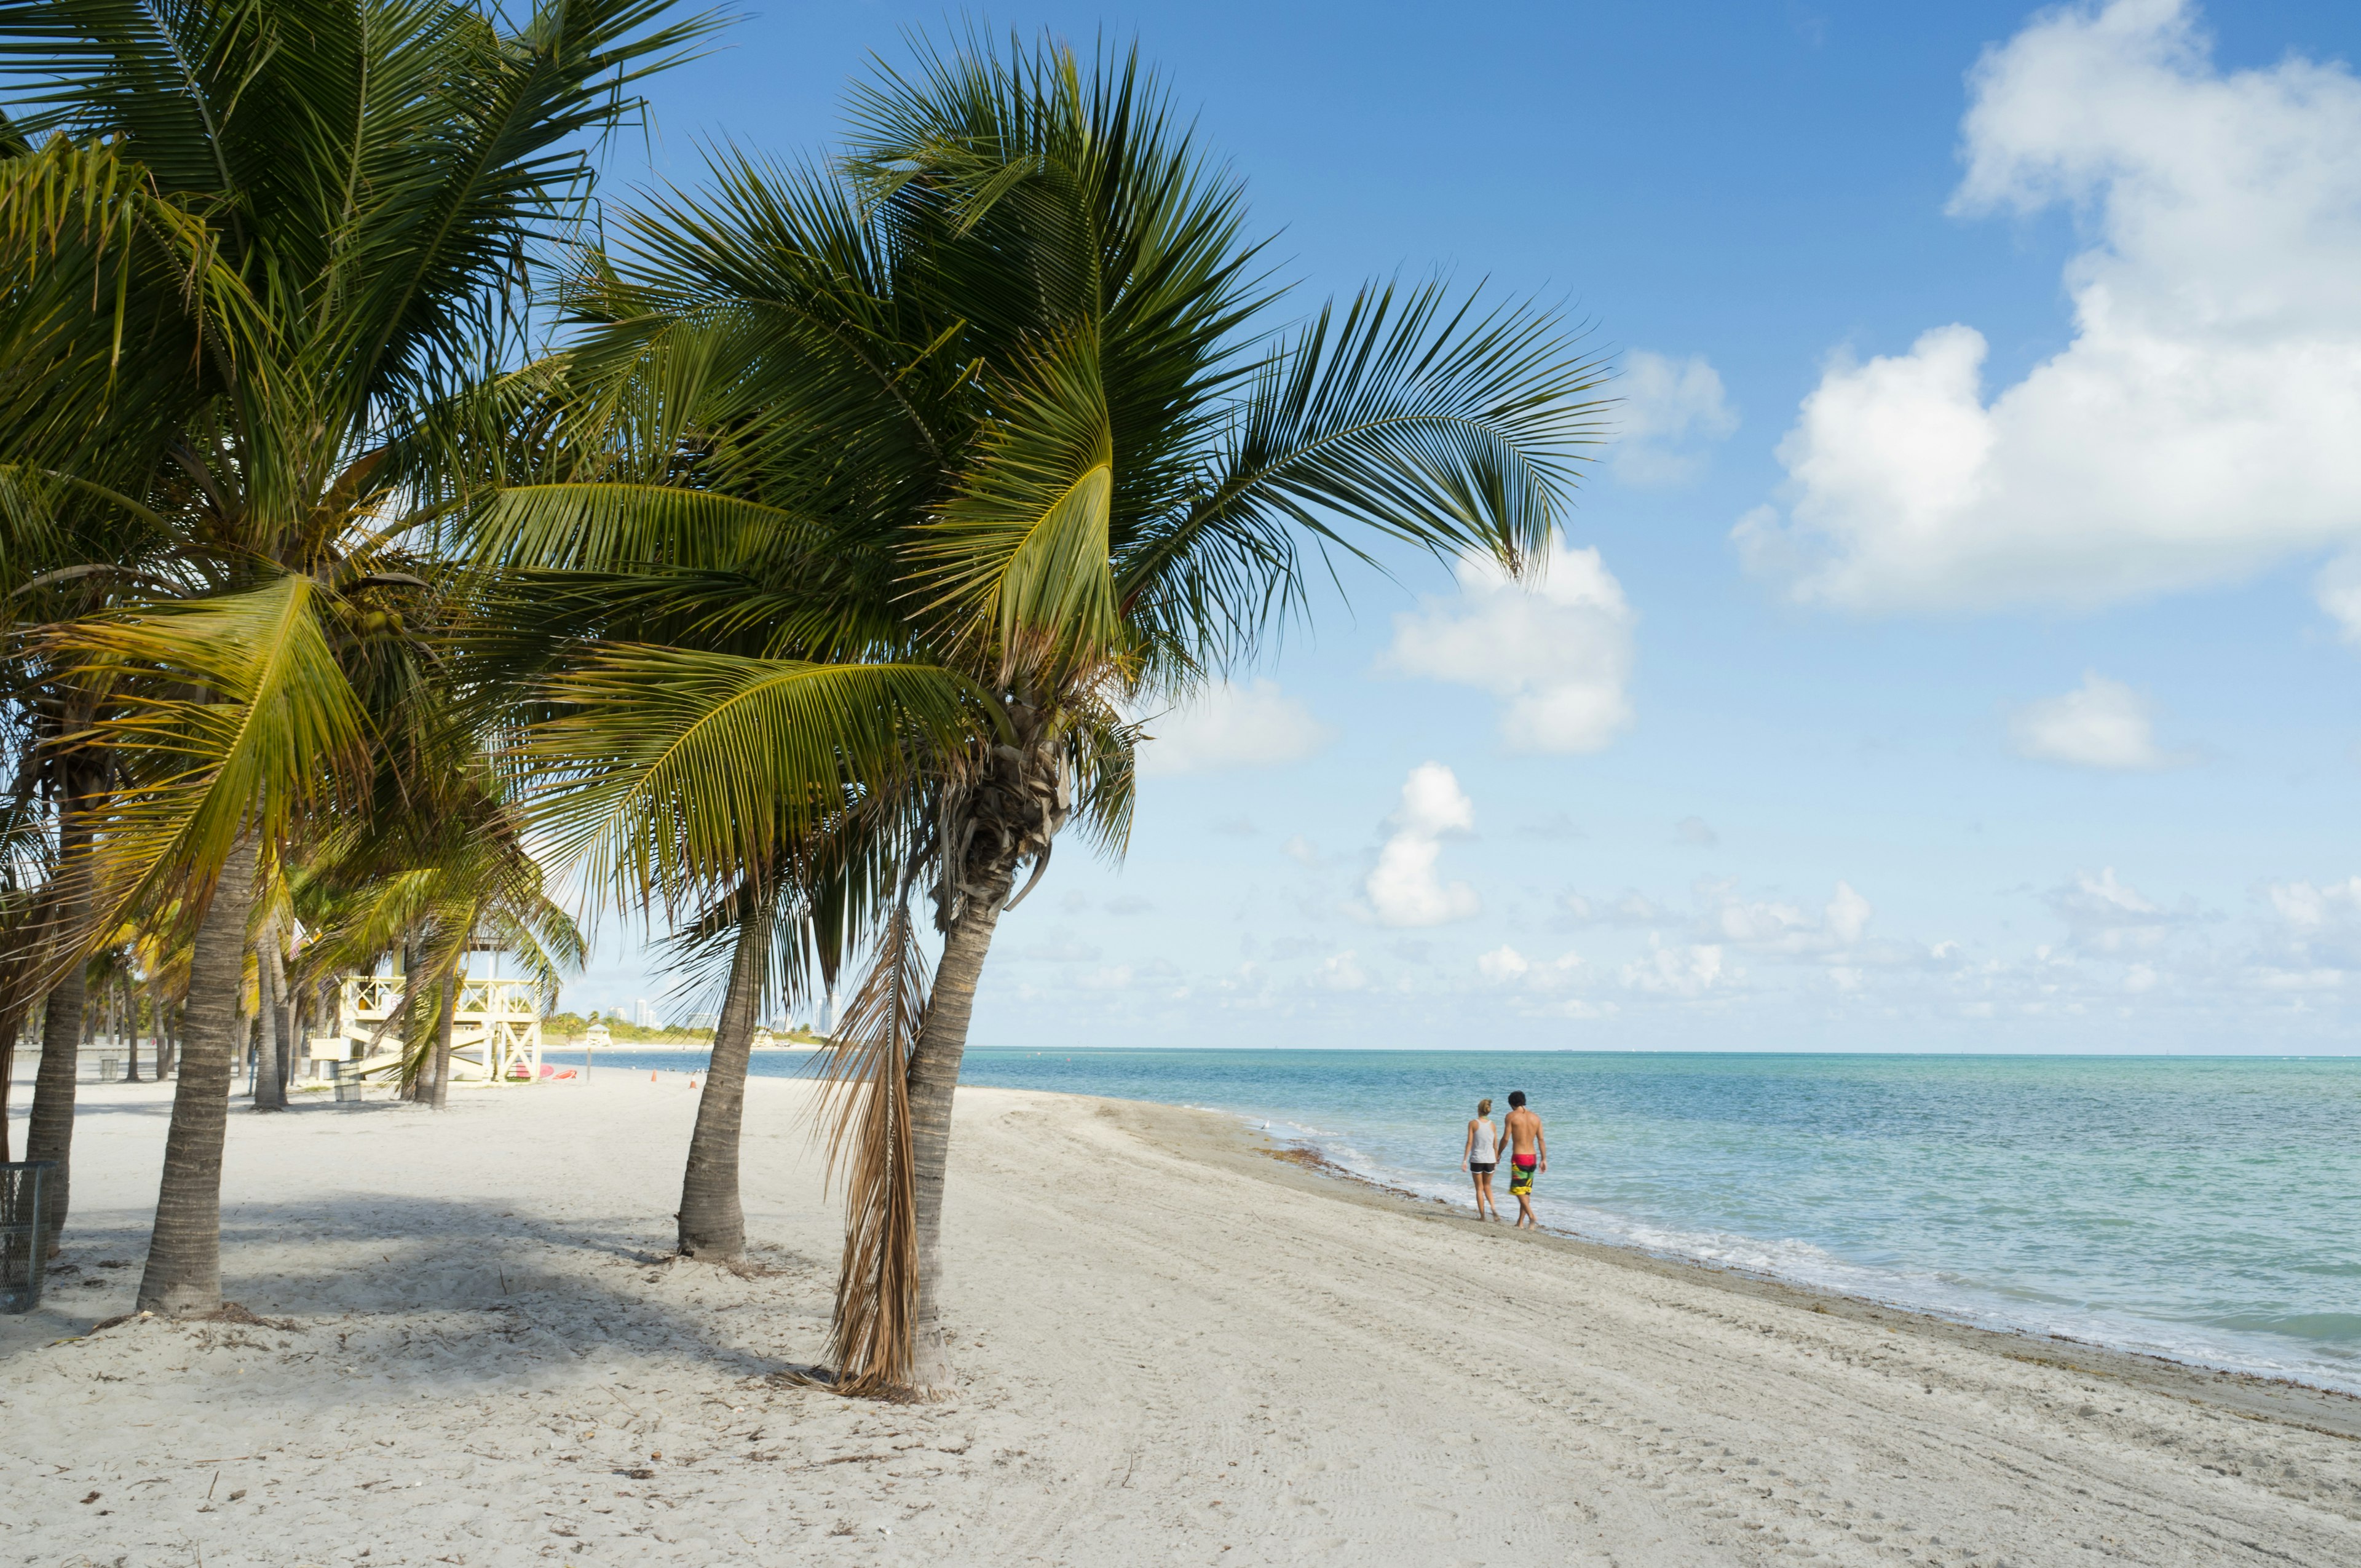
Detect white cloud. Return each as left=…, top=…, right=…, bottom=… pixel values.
left=1317, top=951, right=1368, bottom=991
left=1738, top=0, right=2361, bottom=612
left=1613, top=350, right=1739, bottom=485
left=1364, top=763, right=1481, bottom=927
left=1476, top=944, right=1584, bottom=991
left=1697, top=879, right=1874, bottom=955
left=1137, top=679, right=1335, bottom=776
left=2267, top=876, right=2361, bottom=930
left=2010, top=671, right=2186, bottom=770
left=1077, top=965, right=1134, bottom=991
left=2315, top=553, right=2361, bottom=641
left=1621, top=941, right=1730, bottom=997
left=1384, top=531, right=1637, bottom=753
left=1476, top=944, right=1529, bottom=983
left=1675, top=815, right=1718, bottom=848
left=1827, top=882, right=1873, bottom=944
left=2048, top=866, right=2188, bottom=952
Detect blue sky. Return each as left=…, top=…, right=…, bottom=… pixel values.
left=567, top=0, right=2361, bottom=1052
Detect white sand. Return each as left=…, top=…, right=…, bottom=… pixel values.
left=4, top=1072, right=2357, bottom=1566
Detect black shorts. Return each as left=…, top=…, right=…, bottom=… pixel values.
left=1469, top=1162, right=1496, bottom=1174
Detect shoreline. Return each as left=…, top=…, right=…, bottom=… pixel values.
left=9, top=1074, right=2358, bottom=1564
left=1146, top=1097, right=2361, bottom=1436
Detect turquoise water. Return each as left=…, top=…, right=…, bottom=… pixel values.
left=553, top=1048, right=2361, bottom=1392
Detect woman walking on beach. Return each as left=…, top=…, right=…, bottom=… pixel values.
left=1462, top=1099, right=1503, bottom=1221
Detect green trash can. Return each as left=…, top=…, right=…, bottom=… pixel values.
left=1, top=1161, right=55, bottom=1313
left=333, top=1063, right=365, bottom=1104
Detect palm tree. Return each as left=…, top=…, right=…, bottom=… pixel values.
left=481, top=34, right=1611, bottom=1392
left=0, top=0, right=716, bottom=1315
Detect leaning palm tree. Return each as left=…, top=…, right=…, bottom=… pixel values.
left=0, top=0, right=716, bottom=1315
left=480, top=34, right=1612, bottom=1392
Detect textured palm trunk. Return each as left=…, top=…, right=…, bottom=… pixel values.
left=0, top=1005, right=20, bottom=1162
left=136, top=835, right=261, bottom=1317
left=901, top=863, right=1014, bottom=1394
left=678, top=901, right=773, bottom=1258
left=156, top=987, right=178, bottom=1079
left=25, top=967, right=89, bottom=1250
left=253, top=941, right=285, bottom=1112
left=401, top=935, right=430, bottom=1103
left=122, top=976, right=142, bottom=1083
left=25, top=803, right=94, bottom=1245
left=429, top=967, right=456, bottom=1110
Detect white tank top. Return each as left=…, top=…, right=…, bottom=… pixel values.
left=1471, top=1119, right=1497, bottom=1162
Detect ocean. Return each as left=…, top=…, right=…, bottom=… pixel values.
left=548, top=1046, right=2361, bottom=1393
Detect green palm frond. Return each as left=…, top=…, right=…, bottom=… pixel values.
left=51, top=571, right=369, bottom=933
left=919, top=327, right=1118, bottom=667
left=513, top=646, right=987, bottom=915
left=1117, top=279, right=1613, bottom=670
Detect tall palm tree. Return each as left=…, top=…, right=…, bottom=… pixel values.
left=481, top=35, right=1611, bottom=1392
left=0, top=0, right=716, bottom=1315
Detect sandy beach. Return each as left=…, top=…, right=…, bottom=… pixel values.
left=5, top=1074, right=2357, bottom=1567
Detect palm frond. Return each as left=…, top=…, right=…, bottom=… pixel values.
left=815, top=896, right=928, bottom=1397
left=50, top=571, right=370, bottom=946
left=512, top=645, right=986, bottom=914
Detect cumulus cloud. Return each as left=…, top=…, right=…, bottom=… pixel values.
left=1612, top=350, right=1739, bottom=485
left=1622, top=941, right=1730, bottom=997
left=1697, top=879, right=1874, bottom=954
left=1137, top=679, right=1335, bottom=776
left=2048, top=866, right=2190, bottom=952
left=1364, top=763, right=1481, bottom=927
left=1476, top=944, right=1584, bottom=991
left=2315, top=553, right=2361, bottom=641
left=1737, top=0, right=2361, bottom=613
left=2010, top=672, right=2189, bottom=769
left=1384, top=531, right=1637, bottom=753
left=2267, top=876, right=2361, bottom=930
left=1317, top=951, right=1368, bottom=991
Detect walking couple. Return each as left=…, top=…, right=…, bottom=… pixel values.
left=1461, top=1091, right=1545, bottom=1227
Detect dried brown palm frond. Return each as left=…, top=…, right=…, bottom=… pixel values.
left=812, top=898, right=932, bottom=1397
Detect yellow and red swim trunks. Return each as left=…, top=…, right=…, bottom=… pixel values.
left=1509, top=1158, right=1537, bottom=1196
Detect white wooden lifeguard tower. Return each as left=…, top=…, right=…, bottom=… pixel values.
left=315, top=971, right=545, bottom=1085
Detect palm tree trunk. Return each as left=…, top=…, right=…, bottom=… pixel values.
left=25, top=964, right=89, bottom=1249
left=283, top=973, right=303, bottom=1094
left=269, top=940, right=296, bottom=1096
left=122, top=975, right=141, bottom=1083
left=0, top=1007, right=18, bottom=1163
left=429, top=965, right=457, bottom=1109
left=136, top=834, right=261, bottom=1317
left=901, top=865, right=1014, bottom=1393
left=678, top=898, right=772, bottom=1259
left=253, top=936, right=285, bottom=1112
left=156, top=986, right=178, bottom=1079
left=25, top=805, right=95, bottom=1246
left=401, top=933, right=429, bottom=1103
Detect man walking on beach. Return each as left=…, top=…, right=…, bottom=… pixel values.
left=1502, top=1090, right=1546, bottom=1229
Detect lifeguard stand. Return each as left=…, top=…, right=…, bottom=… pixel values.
left=320, top=973, right=545, bottom=1085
